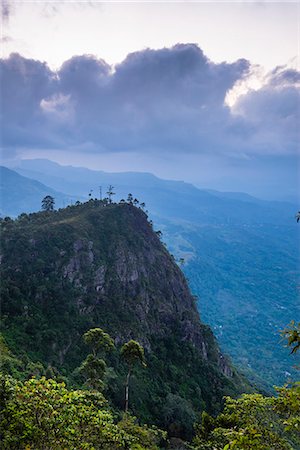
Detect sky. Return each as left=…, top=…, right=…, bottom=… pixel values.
left=1, top=0, right=300, bottom=200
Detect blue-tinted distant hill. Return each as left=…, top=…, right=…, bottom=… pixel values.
left=6, top=159, right=300, bottom=389
left=0, top=166, right=75, bottom=217
left=11, top=159, right=296, bottom=226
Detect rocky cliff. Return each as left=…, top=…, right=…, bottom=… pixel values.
left=0, top=200, right=249, bottom=433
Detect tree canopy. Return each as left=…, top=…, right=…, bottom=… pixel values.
left=83, top=328, right=115, bottom=357
left=41, top=195, right=55, bottom=211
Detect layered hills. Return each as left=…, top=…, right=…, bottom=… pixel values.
left=0, top=200, right=249, bottom=435
left=2, top=160, right=299, bottom=388
left=0, top=166, right=74, bottom=217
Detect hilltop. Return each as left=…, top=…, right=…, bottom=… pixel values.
left=0, top=200, right=250, bottom=436
left=2, top=161, right=299, bottom=387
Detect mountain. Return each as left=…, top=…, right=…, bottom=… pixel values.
left=10, top=159, right=296, bottom=226
left=0, top=166, right=75, bottom=217
left=5, top=159, right=300, bottom=388
left=0, top=201, right=250, bottom=437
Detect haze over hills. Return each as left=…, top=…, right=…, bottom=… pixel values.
left=0, top=166, right=75, bottom=217
left=9, top=158, right=297, bottom=224
left=3, top=159, right=300, bottom=388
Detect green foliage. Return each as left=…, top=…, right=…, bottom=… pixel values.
left=193, top=386, right=300, bottom=450
left=0, top=201, right=248, bottom=436
left=118, top=414, right=167, bottom=449
left=83, top=327, right=115, bottom=356
left=0, top=334, right=21, bottom=376
left=80, top=328, right=115, bottom=390
left=275, top=382, right=300, bottom=434
left=0, top=374, right=164, bottom=450
left=121, top=340, right=146, bottom=369
left=281, top=321, right=300, bottom=355
left=121, top=340, right=146, bottom=412
left=168, top=220, right=300, bottom=388
left=162, top=393, right=196, bottom=440
left=79, top=354, right=106, bottom=390
left=0, top=375, right=123, bottom=449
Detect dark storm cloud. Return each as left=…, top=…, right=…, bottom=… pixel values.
left=1, top=45, right=299, bottom=160
left=0, top=53, right=59, bottom=148
left=54, top=44, right=251, bottom=154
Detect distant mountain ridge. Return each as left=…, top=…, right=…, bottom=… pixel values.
left=8, top=159, right=297, bottom=225
left=0, top=166, right=75, bottom=217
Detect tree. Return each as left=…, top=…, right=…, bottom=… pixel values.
left=193, top=391, right=300, bottom=450
left=0, top=374, right=165, bottom=450
left=83, top=328, right=114, bottom=356
left=120, top=340, right=146, bottom=413
left=41, top=195, right=55, bottom=211
left=106, top=185, right=115, bottom=204
left=193, top=314, right=300, bottom=450
left=127, top=193, right=133, bottom=204
left=80, top=328, right=115, bottom=390
left=162, top=394, right=196, bottom=440
left=281, top=321, right=300, bottom=354
left=0, top=375, right=134, bottom=450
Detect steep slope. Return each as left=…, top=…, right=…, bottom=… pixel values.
left=4, top=159, right=299, bottom=388
left=0, top=201, right=249, bottom=434
left=0, top=166, right=74, bottom=217
left=5, top=160, right=300, bottom=389
left=164, top=221, right=300, bottom=388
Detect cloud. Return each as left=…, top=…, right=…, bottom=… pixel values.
left=52, top=44, right=251, bottom=155
left=1, top=0, right=11, bottom=23
left=1, top=45, right=299, bottom=179
left=233, top=66, right=300, bottom=155
left=0, top=53, right=58, bottom=148
left=0, top=35, right=13, bottom=43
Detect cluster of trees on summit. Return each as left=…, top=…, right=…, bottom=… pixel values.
left=41, top=186, right=146, bottom=212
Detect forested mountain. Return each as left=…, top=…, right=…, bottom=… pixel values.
left=3, top=160, right=299, bottom=387
left=0, top=201, right=250, bottom=437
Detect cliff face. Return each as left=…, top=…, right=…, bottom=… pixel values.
left=0, top=201, right=248, bottom=427
left=62, top=206, right=223, bottom=364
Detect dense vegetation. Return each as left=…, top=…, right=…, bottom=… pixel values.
left=1, top=333, right=299, bottom=449
left=161, top=218, right=299, bottom=389
left=193, top=383, right=300, bottom=449
left=0, top=200, right=250, bottom=442
left=2, top=160, right=299, bottom=388
left=0, top=375, right=166, bottom=449
left=1, top=199, right=299, bottom=448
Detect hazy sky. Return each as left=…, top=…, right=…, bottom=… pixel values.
left=2, top=1, right=299, bottom=70
left=1, top=1, right=300, bottom=199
